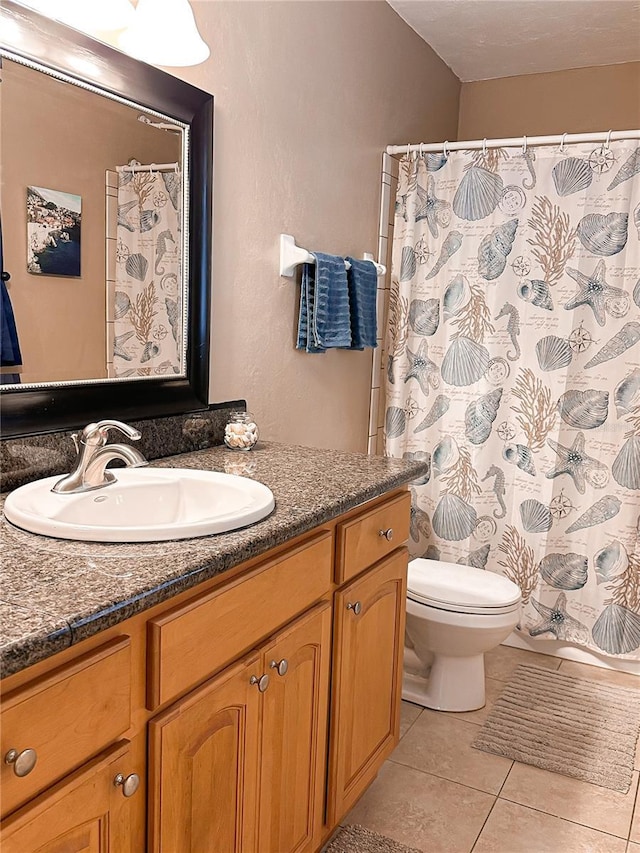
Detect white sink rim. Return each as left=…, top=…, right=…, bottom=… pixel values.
left=3, top=468, right=276, bottom=543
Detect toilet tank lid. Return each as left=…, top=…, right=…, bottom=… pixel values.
left=407, top=559, right=522, bottom=609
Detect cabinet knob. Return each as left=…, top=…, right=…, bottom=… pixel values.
left=114, top=772, right=140, bottom=798
left=346, top=601, right=362, bottom=616
left=5, top=748, right=37, bottom=777
left=269, top=658, right=288, bottom=677
left=378, top=528, right=394, bottom=541
left=250, top=673, right=270, bottom=692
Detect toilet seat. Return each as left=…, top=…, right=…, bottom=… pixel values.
left=407, top=559, right=521, bottom=616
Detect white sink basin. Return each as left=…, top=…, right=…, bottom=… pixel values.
left=4, top=468, right=275, bottom=542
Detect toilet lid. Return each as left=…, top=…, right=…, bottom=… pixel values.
left=407, top=559, right=521, bottom=613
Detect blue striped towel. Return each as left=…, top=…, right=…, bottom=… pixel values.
left=346, top=258, right=378, bottom=349
left=296, top=252, right=352, bottom=352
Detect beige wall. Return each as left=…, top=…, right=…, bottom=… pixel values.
left=171, top=1, right=460, bottom=453
left=458, top=62, right=640, bottom=139
left=1, top=61, right=179, bottom=383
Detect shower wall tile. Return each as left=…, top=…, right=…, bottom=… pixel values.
left=377, top=287, right=387, bottom=338
left=105, top=281, right=115, bottom=324
left=378, top=235, right=388, bottom=266
left=377, top=384, right=385, bottom=430
left=106, top=249, right=116, bottom=283
left=368, top=387, right=380, bottom=438
left=105, top=194, right=117, bottom=229
left=371, top=341, right=383, bottom=390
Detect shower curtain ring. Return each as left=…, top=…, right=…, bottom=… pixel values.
left=419, top=142, right=424, bottom=157
left=482, top=138, right=488, bottom=155
left=406, top=143, right=411, bottom=159
left=560, top=133, right=567, bottom=153
left=605, top=129, right=613, bottom=149
left=443, top=140, right=450, bottom=158
left=522, top=135, right=527, bottom=154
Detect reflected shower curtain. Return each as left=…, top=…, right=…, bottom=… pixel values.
left=385, top=140, right=640, bottom=659
left=114, top=167, right=182, bottom=376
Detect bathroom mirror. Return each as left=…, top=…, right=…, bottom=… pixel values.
left=0, top=1, right=212, bottom=437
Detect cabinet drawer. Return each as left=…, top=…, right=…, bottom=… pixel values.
left=1, top=740, right=139, bottom=853
left=147, top=530, right=333, bottom=709
left=1, top=636, right=131, bottom=818
left=335, top=492, right=410, bottom=583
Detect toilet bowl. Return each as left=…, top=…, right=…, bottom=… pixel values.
left=403, top=559, right=522, bottom=712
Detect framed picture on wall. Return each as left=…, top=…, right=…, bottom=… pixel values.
left=26, top=186, right=81, bottom=276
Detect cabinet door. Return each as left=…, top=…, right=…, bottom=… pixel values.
left=327, top=549, right=408, bottom=825
left=259, top=603, right=332, bottom=853
left=0, top=740, right=140, bottom=853
left=148, top=652, right=262, bottom=853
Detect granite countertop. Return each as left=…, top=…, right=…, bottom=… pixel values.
left=1, top=441, right=427, bottom=678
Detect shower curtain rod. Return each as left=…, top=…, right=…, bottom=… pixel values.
left=386, top=129, right=640, bottom=156
left=116, top=162, right=179, bottom=173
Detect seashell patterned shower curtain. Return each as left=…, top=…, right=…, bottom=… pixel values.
left=113, top=167, right=182, bottom=376
left=385, top=140, right=640, bottom=659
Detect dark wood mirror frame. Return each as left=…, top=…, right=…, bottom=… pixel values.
left=0, top=0, right=212, bottom=438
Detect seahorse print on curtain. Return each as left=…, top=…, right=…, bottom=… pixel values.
left=385, top=141, right=640, bottom=659
left=114, top=168, right=182, bottom=376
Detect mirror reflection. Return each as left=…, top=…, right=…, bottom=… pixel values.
left=1, top=56, right=186, bottom=387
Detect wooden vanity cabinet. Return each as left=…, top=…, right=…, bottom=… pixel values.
left=148, top=602, right=332, bottom=853
left=326, top=549, right=408, bottom=826
left=0, top=488, right=410, bottom=853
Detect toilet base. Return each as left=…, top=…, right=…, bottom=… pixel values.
left=402, top=653, right=486, bottom=712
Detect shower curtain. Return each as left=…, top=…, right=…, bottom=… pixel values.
left=114, top=167, right=182, bottom=376
left=385, top=140, right=640, bottom=659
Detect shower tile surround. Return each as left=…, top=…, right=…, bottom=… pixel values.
left=0, top=410, right=427, bottom=676
left=367, top=151, right=398, bottom=455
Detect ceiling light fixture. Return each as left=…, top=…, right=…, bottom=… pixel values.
left=16, top=0, right=210, bottom=68
left=17, top=0, right=134, bottom=34
left=119, top=0, right=210, bottom=68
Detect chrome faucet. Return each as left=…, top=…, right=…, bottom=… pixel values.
left=52, top=420, right=148, bottom=494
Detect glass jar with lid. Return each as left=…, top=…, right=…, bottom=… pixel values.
left=223, top=410, right=259, bottom=451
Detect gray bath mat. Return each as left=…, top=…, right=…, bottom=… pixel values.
left=472, top=663, right=640, bottom=792
left=325, top=825, right=422, bottom=853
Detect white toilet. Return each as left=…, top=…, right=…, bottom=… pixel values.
left=403, top=559, right=522, bottom=712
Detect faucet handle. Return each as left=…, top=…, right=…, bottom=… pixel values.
left=71, top=433, right=80, bottom=455
left=80, top=420, right=142, bottom=446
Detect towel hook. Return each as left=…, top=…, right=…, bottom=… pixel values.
left=482, top=138, right=488, bottom=155
left=522, top=135, right=527, bottom=155
left=559, top=133, right=568, bottom=153
left=443, top=140, right=450, bottom=158
left=605, top=129, right=613, bottom=149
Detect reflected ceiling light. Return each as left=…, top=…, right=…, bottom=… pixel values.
left=18, top=0, right=135, bottom=34
left=119, top=0, right=210, bottom=67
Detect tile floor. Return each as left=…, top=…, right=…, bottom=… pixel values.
left=344, top=645, right=640, bottom=853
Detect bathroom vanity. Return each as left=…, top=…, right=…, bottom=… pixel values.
left=0, top=442, right=425, bottom=852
